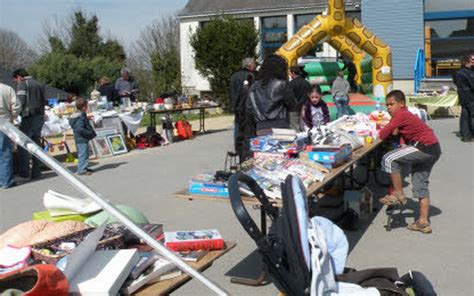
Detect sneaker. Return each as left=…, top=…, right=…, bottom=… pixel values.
left=2, top=182, right=17, bottom=189
left=85, top=168, right=94, bottom=173
left=77, top=171, right=92, bottom=176
left=407, top=221, right=432, bottom=234
left=461, top=137, right=474, bottom=142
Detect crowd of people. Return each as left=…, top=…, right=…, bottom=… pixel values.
left=230, top=55, right=354, bottom=161
left=229, top=55, right=448, bottom=233
left=0, top=66, right=139, bottom=189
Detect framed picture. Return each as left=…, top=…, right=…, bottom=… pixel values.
left=94, top=127, right=118, bottom=139
left=88, top=142, right=97, bottom=160
left=93, top=137, right=113, bottom=158
left=106, top=133, right=128, bottom=155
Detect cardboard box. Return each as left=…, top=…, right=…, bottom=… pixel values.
left=300, top=144, right=352, bottom=168
left=188, top=181, right=229, bottom=197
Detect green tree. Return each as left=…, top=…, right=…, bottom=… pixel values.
left=151, top=45, right=181, bottom=94
left=30, top=11, right=125, bottom=96
left=128, top=14, right=180, bottom=100
left=190, top=16, right=258, bottom=108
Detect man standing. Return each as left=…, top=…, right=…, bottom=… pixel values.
left=342, top=58, right=358, bottom=93
left=12, top=68, right=46, bottom=180
left=229, top=57, right=256, bottom=143
left=115, top=67, right=139, bottom=103
left=454, top=54, right=474, bottom=142
left=0, top=82, right=22, bottom=188
left=289, top=65, right=311, bottom=130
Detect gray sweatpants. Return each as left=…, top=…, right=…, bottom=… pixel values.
left=381, top=146, right=439, bottom=198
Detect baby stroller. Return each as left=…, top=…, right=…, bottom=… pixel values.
left=228, top=173, right=437, bottom=296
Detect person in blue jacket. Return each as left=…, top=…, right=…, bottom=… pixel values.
left=69, top=97, right=96, bottom=175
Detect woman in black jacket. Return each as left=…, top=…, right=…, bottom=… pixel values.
left=246, top=54, right=297, bottom=133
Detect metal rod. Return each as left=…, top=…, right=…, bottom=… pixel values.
left=0, top=119, right=227, bottom=295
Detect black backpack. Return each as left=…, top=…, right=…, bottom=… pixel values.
left=228, top=173, right=310, bottom=295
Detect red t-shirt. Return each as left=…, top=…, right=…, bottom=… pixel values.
left=379, top=107, right=438, bottom=146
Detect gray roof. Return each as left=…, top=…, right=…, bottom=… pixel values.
left=179, top=0, right=360, bottom=17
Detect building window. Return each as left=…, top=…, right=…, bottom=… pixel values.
left=424, top=15, right=474, bottom=76
left=425, top=0, right=473, bottom=13
left=261, top=16, right=287, bottom=57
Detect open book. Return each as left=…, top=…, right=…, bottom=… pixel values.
left=62, top=224, right=140, bottom=296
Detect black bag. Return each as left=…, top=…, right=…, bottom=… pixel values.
left=228, top=173, right=310, bottom=295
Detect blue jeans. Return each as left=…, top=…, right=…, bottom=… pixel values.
left=76, top=142, right=89, bottom=174
left=18, top=115, right=44, bottom=178
left=334, top=95, right=351, bottom=118
left=0, top=132, right=14, bottom=187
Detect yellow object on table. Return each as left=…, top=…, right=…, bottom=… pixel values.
left=32, top=210, right=91, bottom=222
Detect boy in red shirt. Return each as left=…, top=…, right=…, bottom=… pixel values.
left=378, top=90, right=441, bottom=233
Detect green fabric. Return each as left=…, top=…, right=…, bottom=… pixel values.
left=84, top=204, right=149, bottom=227
left=361, top=58, right=372, bottom=72
left=407, top=92, right=458, bottom=107
left=360, top=72, right=372, bottom=83
left=304, top=62, right=344, bottom=76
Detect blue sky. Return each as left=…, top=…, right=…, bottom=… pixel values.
left=0, top=0, right=188, bottom=49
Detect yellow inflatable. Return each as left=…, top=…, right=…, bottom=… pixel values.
left=276, top=0, right=393, bottom=97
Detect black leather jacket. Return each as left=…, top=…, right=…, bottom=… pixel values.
left=246, top=78, right=297, bottom=131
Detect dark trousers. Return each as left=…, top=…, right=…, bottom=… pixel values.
left=460, top=102, right=474, bottom=139
left=18, top=115, right=44, bottom=178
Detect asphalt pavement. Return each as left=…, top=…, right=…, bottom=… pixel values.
left=0, top=117, right=472, bottom=295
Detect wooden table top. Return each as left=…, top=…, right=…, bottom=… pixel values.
left=134, top=241, right=236, bottom=295
left=173, top=139, right=382, bottom=207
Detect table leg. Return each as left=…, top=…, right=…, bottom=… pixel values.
left=229, top=206, right=269, bottom=286
left=199, top=108, right=206, bottom=133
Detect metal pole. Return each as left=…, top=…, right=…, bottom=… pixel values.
left=0, top=119, right=227, bottom=295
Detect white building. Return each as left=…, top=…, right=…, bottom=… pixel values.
left=178, top=0, right=361, bottom=96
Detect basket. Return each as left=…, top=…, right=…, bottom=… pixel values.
left=31, top=228, right=124, bottom=265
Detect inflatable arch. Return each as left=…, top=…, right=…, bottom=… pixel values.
left=276, top=0, right=393, bottom=97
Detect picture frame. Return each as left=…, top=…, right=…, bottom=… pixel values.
left=93, top=137, right=113, bottom=158
left=94, top=127, right=118, bottom=139
left=106, top=133, right=128, bottom=155
left=88, top=142, right=97, bottom=160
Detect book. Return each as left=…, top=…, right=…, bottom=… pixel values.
left=151, top=268, right=182, bottom=282
left=68, top=249, right=139, bottom=295
left=164, top=229, right=225, bottom=252
left=62, top=223, right=140, bottom=296
left=121, top=256, right=176, bottom=295
left=178, top=249, right=209, bottom=262
left=129, top=252, right=159, bottom=279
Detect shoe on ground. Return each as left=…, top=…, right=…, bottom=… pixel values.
left=77, top=171, right=92, bottom=176
left=461, top=137, right=474, bottom=142
left=407, top=221, right=432, bottom=234
left=2, top=182, right=17, bottom=189
left=85, top=168, right=94, bottom=173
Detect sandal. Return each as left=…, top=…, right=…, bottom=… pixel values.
left=379, top=193, right=407, bottom=206
left=407, top=221, right=432, bottom=234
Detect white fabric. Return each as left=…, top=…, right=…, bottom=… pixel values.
left=311, top=217, right=348, bottom=275
left=330, top=282, right=380, bottom=296
left=118, top=111, right=144, bottom=135
left=292, top=177, right=311, bottom=270
left=309, top=218, right=337, bottom=296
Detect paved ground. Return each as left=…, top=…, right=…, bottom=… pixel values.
left=0, top=117, right=472, bottom=295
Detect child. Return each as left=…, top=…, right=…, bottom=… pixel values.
left=69, top=97, right=96, bottom=175
left=331, top=70, right=351, bottom=118
left=301, top=84, right=330, bottom=131
left=379, top=90, right=441, bottom=234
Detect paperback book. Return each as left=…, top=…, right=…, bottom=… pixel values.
left=164, top=229, right=224, bottom=252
